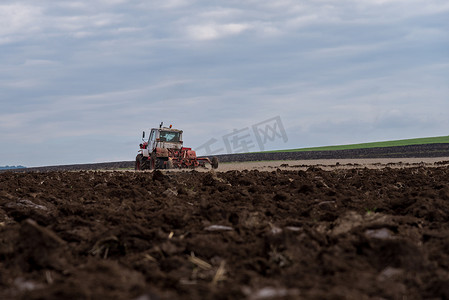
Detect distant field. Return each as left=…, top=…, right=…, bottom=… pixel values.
left=265, top=136, right=449, bottom=153
left=6, top=136, right=449, bottom=172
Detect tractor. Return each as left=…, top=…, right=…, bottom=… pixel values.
left=135, top=123, right=219, bottom=170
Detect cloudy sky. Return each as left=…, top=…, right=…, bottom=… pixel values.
left=1, top=0, right=448, bottom=167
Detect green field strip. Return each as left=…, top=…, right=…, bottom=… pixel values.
left=262, top=136, right=449, bottom=153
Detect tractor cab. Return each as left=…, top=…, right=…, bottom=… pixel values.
left=141, top=123, right=184, bottom=155
left=145, top=127, right=183, bottom=151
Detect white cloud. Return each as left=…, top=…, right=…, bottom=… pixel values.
left=56, top=2, right=89, bottom=10
left=187, top=23, right=251, bottom=40
left=23, top=59, right=58, bottom=66
left=0, top=79, right=43, bottom=88
left=137, top=0, right=196, bottom=10
left=197, top=7, right=243, bottom=19
left=305, top=43, right=386, bottom=59
left=115, top=27, right=142, bottom=33
left=72, top=31, right=95, bottom=38
left=404, top=27, right=446, bottom=41
left=0, top=4, right=42, bottom=37
left=97, top=0, right=128, bottom=5
left=53, top=13, right=122, bottom=31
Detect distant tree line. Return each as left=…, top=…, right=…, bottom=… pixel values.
left=0, top=166, right=26, bottom=170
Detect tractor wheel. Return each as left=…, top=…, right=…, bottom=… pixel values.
left=148, top=153, right=159, bottom=170
left=211, top=157, right=219, bottom=169
left=155, top=158, right=166, bottom=170
left=136, top=154, right=152, bottom=170
left=135, top=154, right=143, bottom=171
left=166, top=159, right=174, bottom=169
left=147, top=157, right=154, bottom=170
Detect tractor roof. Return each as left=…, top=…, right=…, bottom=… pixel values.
left=152, top=127, right=183, bottom=133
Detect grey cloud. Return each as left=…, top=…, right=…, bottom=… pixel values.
left=0, top=0, right=448, bottom=166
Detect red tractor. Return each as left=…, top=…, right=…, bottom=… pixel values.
left=135, top=123, right=219, bottom=170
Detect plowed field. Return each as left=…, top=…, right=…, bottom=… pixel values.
left=2, top=165, right=449, bottom=299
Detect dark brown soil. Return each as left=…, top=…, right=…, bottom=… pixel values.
left=2, top=167, right=449, bottom=299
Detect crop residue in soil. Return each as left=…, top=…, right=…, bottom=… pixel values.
left=1, top=167, right=449, bottom=299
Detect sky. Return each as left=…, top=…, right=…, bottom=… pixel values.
left=1, top=0, right=448, bottom=167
